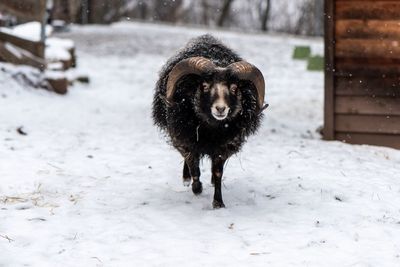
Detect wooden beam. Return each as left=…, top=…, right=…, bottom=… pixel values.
left=336, top=19, right=400, bottom=39
left=335, top=60, right=400, bottom=77
left=324, top=0, right=335, bottom=140
left=336, top=132, right=400, bottom=149
left=336, top=0, right=399, bottom=1
left=0, top=41, right=46, bottom=70
left=336, top=114, right=400, bottom=134
left=336, top=76, right=400, bottom=97
left=336, top=39, right=400, bottom=60
left=0, top=31, right=44, bottom=58
left=336, top=1, right=400, bottom=20
left=46, top=77, right=68, bottom=95
left=335, top=57, right=400, bottom=66
left=335, top=96, right=400, bottom=115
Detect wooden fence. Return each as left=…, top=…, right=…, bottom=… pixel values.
left=324, top=0, right=400, bottom=149
left=0, top=0, right=47, bottom=69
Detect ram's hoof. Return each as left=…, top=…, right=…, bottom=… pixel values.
left=212, top=200, right=225, bottom=209
left=183, top=177, right=191, bottom=187
left=192, top=181, right=203, bottom=195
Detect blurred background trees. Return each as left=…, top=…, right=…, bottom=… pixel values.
left=2, top=0, right=324, bottom=36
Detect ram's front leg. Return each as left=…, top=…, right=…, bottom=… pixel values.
left=184, top=153, right=202, bottom=195
left=182, top=162, right=191, bottom=186
left=211, top=156, right=226, bottom=208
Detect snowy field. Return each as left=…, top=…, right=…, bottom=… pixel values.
left=1, top=22, right=400, bottom=266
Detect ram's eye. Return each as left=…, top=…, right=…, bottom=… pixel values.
left=230, top=84, right=238, bottom=94
left=202, top=82, right=210, bottom=92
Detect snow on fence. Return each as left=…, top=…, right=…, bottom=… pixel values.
left=0, top=0, right=47, bottom=70
left=324, top=0, right=400, bottom=149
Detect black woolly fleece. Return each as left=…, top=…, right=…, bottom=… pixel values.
left=152, top=34, right=263, bottom=158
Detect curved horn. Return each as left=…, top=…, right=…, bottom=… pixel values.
left=228, top=61, right=265, bottom=109
left=166, top=57, right=216, bottom=103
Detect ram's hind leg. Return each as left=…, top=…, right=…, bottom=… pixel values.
left=184, top=153, right=202, bottom=195
left=211, top=156, right=226, bottom=208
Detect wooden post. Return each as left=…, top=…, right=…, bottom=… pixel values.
left=40, top=0, right=49, bottom=43
left=81, top=0, right=89, bottom=24
left=324, top=0, right=335, bottom=140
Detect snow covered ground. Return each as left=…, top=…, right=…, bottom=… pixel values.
left=1, top=22, right=399, bottom=266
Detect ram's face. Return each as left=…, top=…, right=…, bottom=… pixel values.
left=198, top=80, right=242, bottom=121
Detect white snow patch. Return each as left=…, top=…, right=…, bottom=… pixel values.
left=0, top=22, right=399, bottom=267
left=45, top=37, right=74, bottom=61
left=45, top=45, right=71, bottom=61
left=46, top=37, right=75, bottom=50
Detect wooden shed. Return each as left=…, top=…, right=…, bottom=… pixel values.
left=324, top=0, right=400, bottom=149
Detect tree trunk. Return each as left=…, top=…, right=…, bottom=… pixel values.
left=314, top=0, right=324, bottom=36
left=217, top=0, right=234, bottom=27
left=202, top=0, right=210, bottom=26
left=138, top=1, right=148, bottom=20
left=261, top=0, right=271, bottom=32
left=154, top=0, right=183, bottom=23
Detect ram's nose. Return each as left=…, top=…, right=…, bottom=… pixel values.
left=212, top=105, right=229, bottom=120
left=216, top=106, right=226, bottom=113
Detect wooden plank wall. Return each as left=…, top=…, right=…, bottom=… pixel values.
left=325, top=0, right=400, bottom=149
